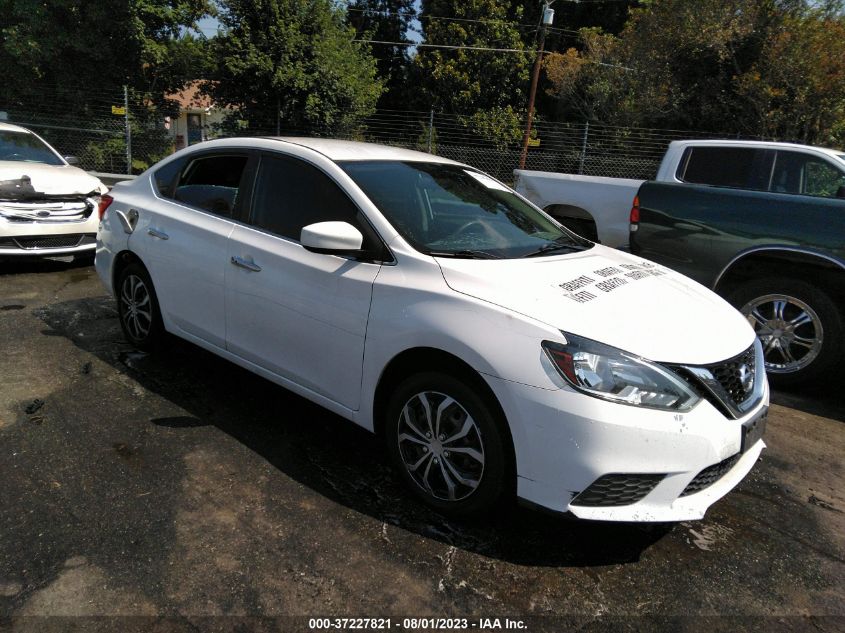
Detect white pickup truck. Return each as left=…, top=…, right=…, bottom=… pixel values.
left=514, top=139, right=793, bottom=248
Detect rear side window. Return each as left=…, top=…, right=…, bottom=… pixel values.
left=249, top=153, right=379, bottom=250
left=153, top=157, right=187, bottom=198
left=170, top=154, right=248, bottom=218
left=678, top=147, right=774, bottom=190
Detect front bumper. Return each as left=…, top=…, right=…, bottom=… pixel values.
left=0, top=203, right=99, bottom=257
left=490, top=374, right=769, bottom=521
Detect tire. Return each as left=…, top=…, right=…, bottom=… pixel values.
left=384, top=372, right=509, bottom=517
left=116, top=262, right=165, bottom=351
left=727, top=277, right=842, bottom=388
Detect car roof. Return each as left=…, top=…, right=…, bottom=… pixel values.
left=0, top=122, right=33, bottom=134
left=189, top=136, right=464, bottom=165
left=272, top=137, right=463, bottom=163
left=668, top=139, right=844, bottom=159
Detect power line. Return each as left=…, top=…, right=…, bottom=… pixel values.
left=352, top=39, right=539, bottom=54
left=344, top=5, right=582, bottom=36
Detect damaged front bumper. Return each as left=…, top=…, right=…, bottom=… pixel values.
left=0, top=197, right=100, bottom=257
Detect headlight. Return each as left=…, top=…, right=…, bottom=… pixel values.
left=542, top=333, right=700, bottom=412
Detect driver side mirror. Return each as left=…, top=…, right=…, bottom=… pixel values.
left=836, top=185, right=845, bottom=199
left=64, top=155, right=80, bottom=166
left=301, top=221, right=364, bottom=254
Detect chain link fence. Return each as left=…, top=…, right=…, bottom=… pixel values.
left=2, top=95, right=753, bottom=183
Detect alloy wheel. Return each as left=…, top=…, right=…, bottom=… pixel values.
left=396, top=391, right=485, bottom=502
left=120, top=274, right=153, bottom=340
left=741, top=293, right=823, bottom=374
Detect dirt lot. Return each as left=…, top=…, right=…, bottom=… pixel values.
left=1, top=259, right=843, bottom=633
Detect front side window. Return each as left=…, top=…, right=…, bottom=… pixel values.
left=249, top=153, right=379, bottom=251
left=341, top=161, right=591, bottom=259
left=171, top=154, right=248, bottom=218
left=771, top=152, right=845, bottom=198
left=0, top=131, right=63, bottom=165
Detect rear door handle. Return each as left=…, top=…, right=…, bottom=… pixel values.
left=230, top=255, right=261, bottom=272
left=148, top=228, right=169, bottom=240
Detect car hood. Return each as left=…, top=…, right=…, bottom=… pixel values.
left=435, top=245, right=754, bottom=365
left=0, top=161, right=106, bottom=198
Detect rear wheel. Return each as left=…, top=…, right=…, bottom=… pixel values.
left=728, top=277, right=842, bottom=387
left=384, top=372, right=509, bottom=517
left=116, top=262, right=165, bottom=351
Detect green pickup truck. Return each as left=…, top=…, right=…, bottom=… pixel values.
left=630, top=140, right=845, bottom=387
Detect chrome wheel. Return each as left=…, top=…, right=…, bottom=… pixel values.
left=120, top=274, right=153, bottom=340
left=741, top=293, right=823, bottom=374
left=397, top=391, right=485, bottom=502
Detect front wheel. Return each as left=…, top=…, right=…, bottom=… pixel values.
left=384, top=372, right=509, bottom=517
left=728, top=277, right=842, bottom=388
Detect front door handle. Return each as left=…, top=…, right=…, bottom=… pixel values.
left=148, top=228, right=169, bottom=240
left=230, top=255, right=262, bottom=272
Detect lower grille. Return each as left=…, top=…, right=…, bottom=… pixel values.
left=680, top=453, right=740, bottom=497
left=4, top=234, right=93, bottom=250
left=571, top=473, right=665, bottom=507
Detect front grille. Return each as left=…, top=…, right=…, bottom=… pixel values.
left=680, top=453, right=740, bottom=497
left=571, top=473, right=665, bottom=507
left=671, top=343, right=759, bottom=419
left=707, top=346, right=756, bottom=407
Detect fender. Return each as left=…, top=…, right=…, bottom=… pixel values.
left=713, top=245, right=845, bottom=291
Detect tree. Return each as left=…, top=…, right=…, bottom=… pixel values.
left=0, top=0, right=211, bottom=111
left=543, top=0, right=845, bottom=145
left=346, top=0, right=416, bottom=109
left=210, top=0, right=383, bottom=135
left=412, top=0, right=532, bottom=145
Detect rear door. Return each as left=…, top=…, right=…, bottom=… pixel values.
left=131, top=151, right=253, bottom=348
left=224, top=151, right=385, bottom=410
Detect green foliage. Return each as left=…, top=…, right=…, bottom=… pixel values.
left=412, top=0, right=532, bottom=146
left=211, top=0, right=383, bottom=135
left=0, top=0, right=211, bottom=107
left=544, top=0, right=845, bottom=145
left=346, top=0, right=416, bottom=109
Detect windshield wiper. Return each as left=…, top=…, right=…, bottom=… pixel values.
left=522, top=242, right=589, bottom=258
left=428, top=249, right=502, bottom=259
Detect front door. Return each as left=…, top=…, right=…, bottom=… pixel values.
left=225, top=151, right=384, bottom=410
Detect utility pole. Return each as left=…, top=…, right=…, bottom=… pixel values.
left=519, top=2, right=554, bottom=170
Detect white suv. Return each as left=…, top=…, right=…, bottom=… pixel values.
left=95, top=137, right=769, bottom=521
left=0, top=122, right=106, bottom=259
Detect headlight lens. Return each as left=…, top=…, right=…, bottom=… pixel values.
left=543, top=334, right=700, bottom=411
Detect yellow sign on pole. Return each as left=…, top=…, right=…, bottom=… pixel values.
left=528, top=138, right=541, bottom=148
left=112, top=105, right=126, bottom=115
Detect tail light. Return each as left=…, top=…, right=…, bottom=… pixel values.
left=629, top=195, right=640, bottom=231
left=97, top=194, right=114, bottom=221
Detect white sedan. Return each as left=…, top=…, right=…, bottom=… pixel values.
left=95, top=137, right=768, bottom=521
left=0, top=122, right=107, bottom=259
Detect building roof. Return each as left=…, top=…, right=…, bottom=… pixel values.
left=166, top=80, right=216, bottom=111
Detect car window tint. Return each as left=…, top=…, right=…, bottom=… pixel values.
left=250, top=154, right=375, bottom=249
left=153, top=156, right=188, bottom=198
left=777, top=153, right=845, bottom=198
left=680, top=147, right=773, bottom=190
left=173, top=154, right=248, bottom=217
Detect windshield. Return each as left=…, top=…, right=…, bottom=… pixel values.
left=0, top=131, right=64, bottom=165
left=341, top=161, right=592, bottom=258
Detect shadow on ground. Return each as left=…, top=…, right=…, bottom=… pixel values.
left=36, top=295, right=674, bottom=568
